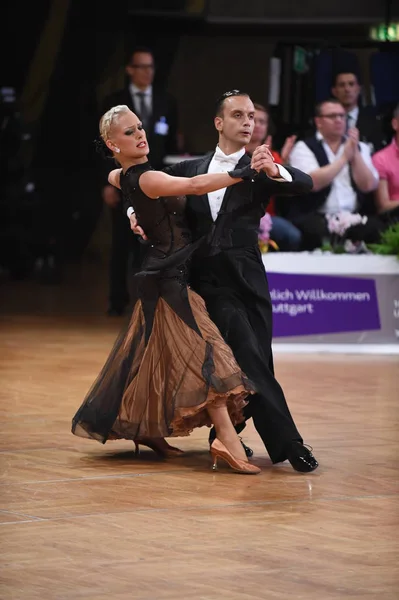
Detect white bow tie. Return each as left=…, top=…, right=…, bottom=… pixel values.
left=213, top=148, right=240, bottom=167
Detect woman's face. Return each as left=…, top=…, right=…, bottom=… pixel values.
left=106, top=110, right=149, bottom=159
left=251, top=109, right=269, bottom=144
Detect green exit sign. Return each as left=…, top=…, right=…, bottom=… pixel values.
left=370, top=23, right=399, bottom=41
left=293, top=46, right=308, bottom=74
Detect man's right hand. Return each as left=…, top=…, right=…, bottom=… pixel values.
left=280, top=135, right=297, bottom=163
left=343, top=129, right=359, bottom=162
left=102, top=184, right=120, bottom=208
left=129, top=213, right=148, bottom=240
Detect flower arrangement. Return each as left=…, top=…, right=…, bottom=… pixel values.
left=258, top=212, right=279, bottom=253
left=326, top=211, right=368, bottom=237
left=322, top=211, right=369, bottom=253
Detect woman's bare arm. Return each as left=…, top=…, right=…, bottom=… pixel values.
left=138, top=170, right=244, bottom=199
left=375, top=178, right=399, bottom=214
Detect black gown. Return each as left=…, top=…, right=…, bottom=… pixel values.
left=71, top=163, right=253, bottom=443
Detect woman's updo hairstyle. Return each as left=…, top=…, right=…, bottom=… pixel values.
left=95, top=104, right=131, bottom=159
left=99, top=104, right=130, bottom=141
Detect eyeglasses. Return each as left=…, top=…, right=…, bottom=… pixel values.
left=131, top=64, right=154, bottom=70
left=319, top=113, right=346, bottom=120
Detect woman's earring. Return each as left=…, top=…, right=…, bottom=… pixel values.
left=115, top=148, right=120, bottom=153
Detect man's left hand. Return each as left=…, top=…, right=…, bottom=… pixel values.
left=347, top=127, right=360, bottom=156
left=251, top=144, right=280, bottom=178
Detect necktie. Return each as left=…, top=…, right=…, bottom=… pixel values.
left=346, top=114, right=351, bottom=133
left=136, top=92, right=150, bottom=131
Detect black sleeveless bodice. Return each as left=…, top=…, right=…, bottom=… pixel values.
left=120, top=162, right=197, bottom=274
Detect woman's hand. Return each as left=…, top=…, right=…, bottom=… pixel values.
left=129, top=213, right=147, bottom=240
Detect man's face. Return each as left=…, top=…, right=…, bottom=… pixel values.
left=332, top=73, right=360, bottom=109
left=315, top=102, right=346, bottom=138
left=126, top=51, right=155, bottom=89
left=251, top=109, right=268, bottom=144
left=215, top=95, right=255, bottom=146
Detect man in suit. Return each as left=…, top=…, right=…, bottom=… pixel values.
left=126, top=90, right=318, bottom=473
left=331, top=70, right=386, bottom=153
left=101, top=46, right=179, bottom=315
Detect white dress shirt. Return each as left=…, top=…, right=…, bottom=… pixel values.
left=288, top=132, right=379, bottom=214
left=129, top=83, right=152, bottom=115
left=346, top=105, right=359, bottom=131
left=207, top=146, right=246, bottom=220
left=207, top=145, right=292, bottom=221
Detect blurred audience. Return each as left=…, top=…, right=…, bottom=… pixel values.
left=1, top=53, right=396, bottom=280
left=288, top=99, right=382, bottom=250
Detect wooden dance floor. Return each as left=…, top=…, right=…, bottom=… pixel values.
left=1, top=265, right=398, bottom=599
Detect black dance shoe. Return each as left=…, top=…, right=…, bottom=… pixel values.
left=286, top=442, right=318, bottom=472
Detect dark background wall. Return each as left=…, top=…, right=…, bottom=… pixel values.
left=205, top=0, right=394, bottom=23
left=8, top=0, right=399, bottom=164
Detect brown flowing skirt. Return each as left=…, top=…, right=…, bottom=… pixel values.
left=72, top=287, right=254, bottom=443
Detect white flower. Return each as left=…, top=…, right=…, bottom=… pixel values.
left=326, top=212, right=368, bottom=237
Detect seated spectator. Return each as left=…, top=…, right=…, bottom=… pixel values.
left=288, top=98, right=382, bottom=250
left=371, top=103, right=399, bottom=222
left=246, top=102, right=301, bottom=251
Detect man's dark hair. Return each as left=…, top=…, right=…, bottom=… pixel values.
left=332, top=70, right=361, bottom=87
left=315, top=98, right=343, bottom=117
left=215, top=90, right=250, bottom=117
left=393, top=102, right=399, bottom=119
left=127, top=46, right=154, bottom=66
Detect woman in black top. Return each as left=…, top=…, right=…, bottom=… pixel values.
left=72, top=105, right=260, bottom=475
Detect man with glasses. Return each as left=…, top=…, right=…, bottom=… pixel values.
left=101, top=46, right=179, bottom=169
left=287, top=98, right=380, bottom=250
left=100, top=46, right=179, bottom=316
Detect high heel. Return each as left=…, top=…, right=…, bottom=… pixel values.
left=210, top=439, right=261, bottom=475
left=134, top=437, right=185, bottom=458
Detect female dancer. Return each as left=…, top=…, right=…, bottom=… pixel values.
left=72, top=105, right=260, bottom=474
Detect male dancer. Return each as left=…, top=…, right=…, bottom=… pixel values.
left=127, top=90, right=318, bottom=472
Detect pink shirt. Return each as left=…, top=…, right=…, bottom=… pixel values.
left=372, top=137, right=399, bottom=201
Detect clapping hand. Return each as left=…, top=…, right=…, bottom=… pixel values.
left=280, top=135, right=297, bottom=163
left=344, top=127, right=360, bottom=162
